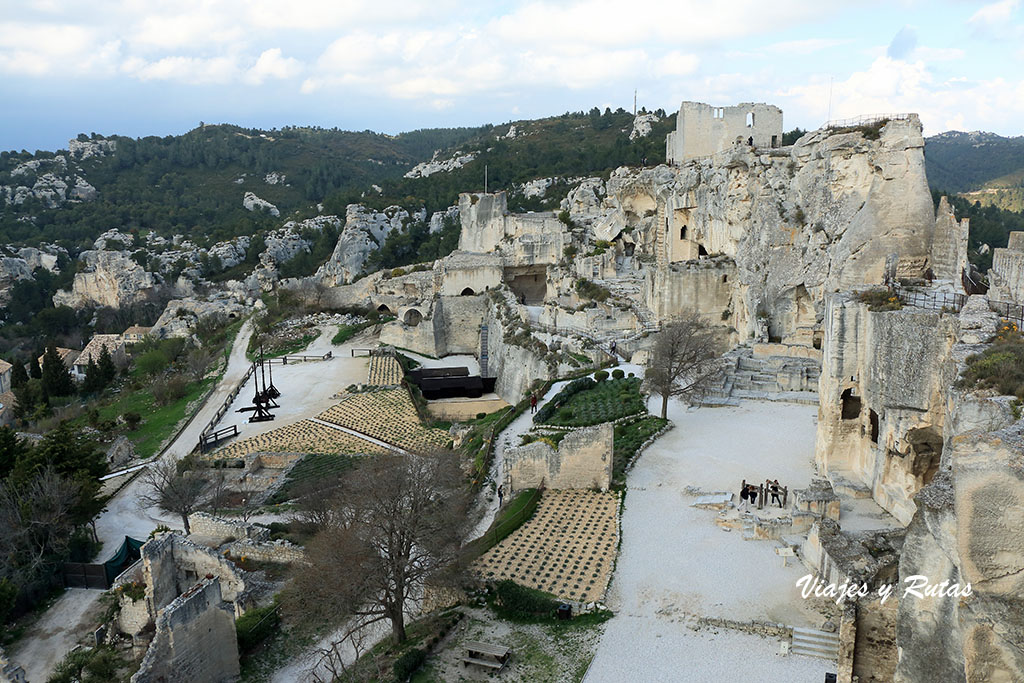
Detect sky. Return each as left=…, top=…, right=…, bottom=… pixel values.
left=2, top=0, right=1023, bottom=151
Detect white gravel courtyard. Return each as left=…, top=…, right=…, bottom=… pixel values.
left=586, top=398, right=837, bottom=682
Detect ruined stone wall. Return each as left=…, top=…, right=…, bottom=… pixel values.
left=118, top=592, right=151, bottom=635
left=132, top=578, right=240, bottom=683
left=437, top=253, right=502, bottom=296
left=379, top=301, right=444, bottom=357
left=188, top=512, right=270, bottom=543
left=228, top=538, right=306, bottom=565
left=666, top=101, right=783, bottom=163
left=930, top=196, right=969, bottom=286
left=141, top=533, right=248, bottom=614
left=646, top=258, right=736, bottom=327
left=437, top=295, right=487, bottom=355
left=506, top=423, right=613, bottom=491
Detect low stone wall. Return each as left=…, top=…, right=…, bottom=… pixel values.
left=426, top=397, right=510, bottom=421
left=188, top=512, right=270, bottom=544
left=694, top=615, right=792, bottom=640
left=228, top=538, right=306, bottom=565
left=506, top=423, right=613, bottom=491
left=753, top=342, right=822, bottom=361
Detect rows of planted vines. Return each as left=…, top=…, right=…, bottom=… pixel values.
left=612, top=416, right=669, bottom=484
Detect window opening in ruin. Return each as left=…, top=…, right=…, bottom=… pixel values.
left=403, top=309, right=423, bottom=327
left=869, top=410, right=880, bottom=443
left=722, top=274, right=728, bottom=283
left=906, top=428, right=943, bottom=487
left=771, top=135, right=778, bottom=148
left=841, top=388, right=862, bottom=420
left=460, top=287, right=476, bottom=296
left=680, top=225, right=688, bottom=240
left=698, top=245, right=708, bottom=257
left=813, top=332, right=823, bottom=350
left=747, top=136, right=753, bottom=146
left=746, top=112, right=754, bottom=127
left=377, top=304, right=391, bottom=314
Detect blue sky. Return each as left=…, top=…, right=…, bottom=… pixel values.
left=2, top=0, right=1022, bottom=151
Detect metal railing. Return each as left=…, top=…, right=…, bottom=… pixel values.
left=894, top=287, right=967, bottom=312
left=825, top=113, right=913, bottom=129
left=989, top=299, right=1024, bottom=328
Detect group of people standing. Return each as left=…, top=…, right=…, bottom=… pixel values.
left=739, top=479, right=785, bottom=512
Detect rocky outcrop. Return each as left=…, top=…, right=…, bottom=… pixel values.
left=0, top=258, right=33, bottom=304
left=1, top=153, right=98, bottom=208
left=93, top=228, right=134, bottom=251
left=242, top=192, right=279, bottom=217
left=264, top=172, right=286, bottom=185
left=53, top=250, right=161, bottom=309
left=317, top=206, right=412, bottom=285
left=67, top=137, right=116, bottom=159
left=151, top=297, right=246, bottom=338
left=404, top=151, right=476, bottom=179
left=629, top=112, right=660, bottom=140
left=428, top=205, right=459, bottom=234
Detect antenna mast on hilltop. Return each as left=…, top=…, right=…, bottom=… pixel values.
left=484, top=164, right=488, bottom=194
left=634, top=89, right=637, bottom=116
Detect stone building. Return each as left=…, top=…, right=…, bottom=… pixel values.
left=72, top=334, right=126, bottom=380
left=505, top=423, right=614, bottom=492
left=986, top=230, right=1024, bottom=304
left=666, top=101, right=784, bottom=163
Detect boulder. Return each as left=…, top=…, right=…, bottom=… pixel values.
left=317, top=205, right=411, bottom=285
left=242, top=191, right=279, bottom=217
left=53, top=250, right=161, bottom=309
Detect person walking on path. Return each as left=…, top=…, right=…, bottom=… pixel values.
left=610, top=340, right=617, bottom=357
left=497, top=485, right=504, bottom=506
left=770, top=479, right=783, bottom=508
left=530, top=393, right=537, bottom=413
left=739, top=483, right=750, bottom=512
left=748, top=484, right=758, bottom=510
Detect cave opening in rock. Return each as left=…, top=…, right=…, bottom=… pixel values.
left=841, top=388, right=862, bottom=420
left=403, top=308, right=423, bottom=327
left=377, top=304, right=392, bottom=314
left=460, top=287, right=476, bottom=296
left=869, top=409, right=880, bottom=443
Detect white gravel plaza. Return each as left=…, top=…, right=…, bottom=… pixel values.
left=585, top=397, right=837, bottom=683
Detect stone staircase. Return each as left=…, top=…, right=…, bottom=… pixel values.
left=791, top=627, right=840, bottom=661
left=594, top=276, right=660, bottom=334
left=705, top=345, right=820, bottom=405
left=479, top=324, right=489, bottom=377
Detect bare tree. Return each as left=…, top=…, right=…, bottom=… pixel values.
left=283, top=453, right=469, bottom=646
left=205, top=468, right=231, bottom=518
left=137, top=460, right=210, bottom=534
left=185, top=346, right=215, bottom=381
left=645, top=312, right=725, bottom=418
left=235, top=476, right=264, bottom=524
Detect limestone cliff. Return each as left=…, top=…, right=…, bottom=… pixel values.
left=53, top=250, right=161, bottom=309
left=317, top=205, right=416, bottom=286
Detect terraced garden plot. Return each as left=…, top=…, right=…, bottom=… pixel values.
left=473, top=490, right=619, bottom=603
left=212, top=419, right=388, bottom=459
left=366, top=354, right=403, bottom=386
left=540, top=377, right=646, bottom=427
left=316, top=388, right=451, bottom=452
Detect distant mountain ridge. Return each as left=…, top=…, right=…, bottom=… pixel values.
left=924, top=130, right=1024, bottom=197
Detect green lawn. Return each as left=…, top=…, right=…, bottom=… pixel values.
left=94, top=374, right=219, bottom=458
left=540, top=378, right=645, bottom=427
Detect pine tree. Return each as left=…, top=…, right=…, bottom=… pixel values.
left=40, top=346, right=75, bottom=397
left=29, top=355, right=41, bottom=379
left=97, top=345, right=117, bottom=386
left=82, top=358, right=102, bottom=394
left=10, top=362, right=28, bottom=389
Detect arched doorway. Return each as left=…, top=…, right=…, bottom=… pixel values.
left=461, top=287, right=476, bottom=296
left=403, top=309, right=423, bottom=327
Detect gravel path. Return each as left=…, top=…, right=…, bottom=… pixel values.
left=585, top=398, right=837, bottom=682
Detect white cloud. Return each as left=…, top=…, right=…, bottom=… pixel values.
left=779, top=55, right=1024, bottom=134
left=765, top=38, right=851, bottom=55
left=121, top=55, right=240, bottom=84
left=244, top=48, right=301, bottom=85
left=968, top=0, right=1020, bottom=30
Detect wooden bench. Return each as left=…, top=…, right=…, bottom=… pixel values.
left=462, top=641, right=511, bottom=672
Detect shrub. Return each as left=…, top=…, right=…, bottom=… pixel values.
left=857, top=287, right=902, bottom=312
left=123, top=411, right=142, bottom=430
left=476, top=412, right=487, bottom=419
left=612, top=369, right=625, bottom=380
left=594, top=370, right=609, bottom=382
left=392, top=647, right=426, bottom=681
left=391, top=267, right=406, bottom=277
left=575, top=278, right=611, bottom=302
left=959, top=321, right=1024, bottom=397
left=118, top=582, right=146, bottom=602
left=236, top=604, right=280, bottom=653
left=151, top=373, right=188, bottom=406
left=492, top=579, right=559, bottom=618
left=136, top=349, right=169, bottom=376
